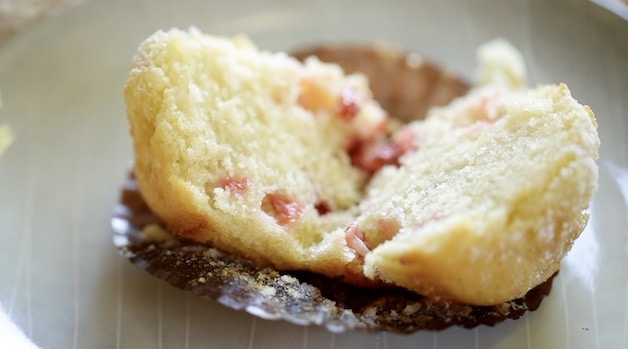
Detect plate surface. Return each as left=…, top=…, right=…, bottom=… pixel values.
left=0, top=0, right=626, bottom=348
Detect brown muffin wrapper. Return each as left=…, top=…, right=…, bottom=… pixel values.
left=112, top=45, right=555, bottom=333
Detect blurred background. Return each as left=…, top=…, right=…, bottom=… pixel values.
left=0, top=0, right=626, bottom=46
left=0, top=0, right=86, bottom=45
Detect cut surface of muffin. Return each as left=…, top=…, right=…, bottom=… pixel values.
left=125, top=28, right=599, bottom=305
left=125, top=28, right=388, bottom=281
left=360, top=83, right=598, bottom=304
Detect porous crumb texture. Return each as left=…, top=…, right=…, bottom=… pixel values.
left=125, top=28, right=388, bottom=281
left=361, top=83, right=599, bottom=305
left=125, top=28, right=599, bottom=305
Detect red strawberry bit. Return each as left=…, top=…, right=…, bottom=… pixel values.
left=314, top=200, right=333, bottom=216
left=218, top=176, right=250, bottom=195
left=348, top=136, right=404, bottom=173
left=297, top=78, right=336, bottom=112
left=345, top=223, right=370, bottom=258
left=262, top=193, right=306, bottom=227
left=348, top=125, right=419, bottom=173
left=469, top=91, right=503, bottom=122
left=336, top=87, right=362, bottom=120
left=391, top=125, right=418, bottom=154
left=377, top=217, right=401, bottom=241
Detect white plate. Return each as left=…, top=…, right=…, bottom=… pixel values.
left=1, top=0, right=626, bottom=348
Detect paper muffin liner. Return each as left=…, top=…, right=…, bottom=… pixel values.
left=112, top=45, right=555, bottom=333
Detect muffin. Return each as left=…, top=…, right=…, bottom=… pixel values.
left=117, top=28, right=599, bottom=330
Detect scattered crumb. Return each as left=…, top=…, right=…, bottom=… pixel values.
left=141, top=223, right=177, bottom=243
